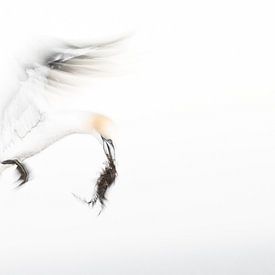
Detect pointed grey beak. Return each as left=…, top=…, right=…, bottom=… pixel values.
left=101, top=136, right=115, bottom=160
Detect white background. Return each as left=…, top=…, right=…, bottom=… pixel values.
left=0, top=0, right=275, bottom=274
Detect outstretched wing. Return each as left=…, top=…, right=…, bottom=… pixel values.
left=0, top=69, right=49, bottom=153
left=43, top=37, right=125, bottom=87
left=0, top=37, right=125, bottom=153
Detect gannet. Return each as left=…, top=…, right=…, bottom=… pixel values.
left=0, top=38, right=122, bottom=209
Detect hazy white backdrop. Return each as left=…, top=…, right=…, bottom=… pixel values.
left=0, top=0, right=274, bottom=274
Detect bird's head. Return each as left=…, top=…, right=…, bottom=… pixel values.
left=91, top=114, right=114, bottom=139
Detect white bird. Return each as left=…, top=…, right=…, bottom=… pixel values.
left=0, top=38, right=122, bottom=208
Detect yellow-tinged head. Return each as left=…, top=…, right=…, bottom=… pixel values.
left=91, top=114, right=113, bottom=138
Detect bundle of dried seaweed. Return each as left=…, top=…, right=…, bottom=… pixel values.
left=73, top=136, right=117, bottom=213
left=87, top=137, right=117, bottom=210
left=88, top=153, right=117, bottom=208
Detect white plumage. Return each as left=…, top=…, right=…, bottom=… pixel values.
left=0, top=38, right=120, bottom=207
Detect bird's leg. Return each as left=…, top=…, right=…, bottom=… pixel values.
left=1, top=159, right=29, bottom=187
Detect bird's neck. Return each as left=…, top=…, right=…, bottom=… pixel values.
left=53, top=110, right=112, bottom=139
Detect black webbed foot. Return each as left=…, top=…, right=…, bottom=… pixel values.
left=2, top=159, right=29, bottom=187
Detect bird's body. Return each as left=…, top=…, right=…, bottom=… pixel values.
left=0, top=38, right=120, bottom=208
left=1, top=109, right=90, bottom=161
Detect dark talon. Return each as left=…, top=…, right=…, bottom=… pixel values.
left=2, top=159, right=29, bottom=187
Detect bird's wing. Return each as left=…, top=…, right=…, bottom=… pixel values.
left=0, top=37, right=125, bottom=152
left=0, top=69, right=49, bottom=152
left=42, top=37, right=125, bottom=88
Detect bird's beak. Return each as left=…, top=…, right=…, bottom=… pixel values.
left=101, top=135, right=115, bottom=160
